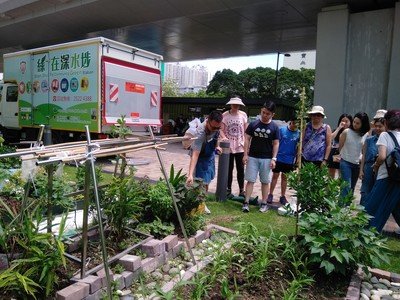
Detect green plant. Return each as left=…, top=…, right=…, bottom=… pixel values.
left=0, top=169, right=25, bottom=202
left=137, top=217, right=175, bottom=239
left=75, top=163, right=103, bottom=191
left=182, top=214, right=205, bottom=236
left=109, top=116, right=132, bottom=139
left=0, top=206, right=67, bottom=298
left=146, top=180, right=174, bottom=221
left=298, top=200, right=390, bottom=275
left=32, top=167, right=74, bottom=211
left=0, top=266, right=41, bottom=299
left=174, top=178, right=207, bottom=218
left=0, top=144, right=21, bottom=170
left=287, top=163, right=351, bottom=214
left=113, top=263, right=125, bottom=274
left=168, top=164, right=186, bottom=188
left=102, top=169, right=146, bottom=241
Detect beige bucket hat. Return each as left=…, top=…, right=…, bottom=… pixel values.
left=307, top=105, right=326, bottom=118
left=226, top=97, right=245, bottom=106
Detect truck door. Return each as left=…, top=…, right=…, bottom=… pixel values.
left=31, top=53, right=50, bottom=125
left=0, top=84, right=19, bottom=129
left=102, top=57, right=162, bottom=130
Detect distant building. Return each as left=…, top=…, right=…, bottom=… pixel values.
left=164, top=63, right=209, bottom=94
left=283, top=51, right=316, bottom=70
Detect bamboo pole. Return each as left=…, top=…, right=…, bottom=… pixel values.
left=295, top=87, right=307, bottom=236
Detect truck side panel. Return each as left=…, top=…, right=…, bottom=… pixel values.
left=47, top=43, right=100, bottom=132
left=102, top=56, right=161, bottom=128
left=4, top=42, right=101, bottom=132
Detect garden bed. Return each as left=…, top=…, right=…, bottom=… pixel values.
left=55, top=223, right=356, bottom=300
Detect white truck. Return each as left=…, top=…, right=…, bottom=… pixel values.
left=0, top=37, right=163, bottom=143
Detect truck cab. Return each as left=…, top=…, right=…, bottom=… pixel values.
left=0, top=81, right=20, bottom=141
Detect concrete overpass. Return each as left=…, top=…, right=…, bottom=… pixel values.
left=0, top=0, right=399, bottom=125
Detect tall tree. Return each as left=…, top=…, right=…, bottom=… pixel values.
left=162, top=78, right=179, bottom=97
left=206, top=69, right=245, bottom=97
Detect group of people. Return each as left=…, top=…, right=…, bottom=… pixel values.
left=184, top=97, right=400, bottom=233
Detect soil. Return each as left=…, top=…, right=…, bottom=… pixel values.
left=178, top=252, right=350, bottom=300
left=56, top=229, right=143, bottom=290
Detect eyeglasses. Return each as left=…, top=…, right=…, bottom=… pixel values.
left=208, top=122, right=221, bottom=130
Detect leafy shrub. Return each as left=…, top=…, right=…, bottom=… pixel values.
left=287, top=163, right=351, bottom=213
left=146, top=180, right=174, bottom=221
left=31, top=167, right=74, bottom=211
left=102, top=169, right=147, bottom=241
left=0, top=144, right=21, bottom=170
left=137, top=217, right=175, bottom=239
left=0, top=203, right=66, bottom=298
left=298, top=200, right=389, bottom=275
left=182, top=214, right=205, bottom=236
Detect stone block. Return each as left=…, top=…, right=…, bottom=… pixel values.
left=56, top=282, right=90, bottom=300
left=391, top=272, right=400, bottom=283
left=162, top=235, right=178, bottom=251
left=194, top=230, right=206, bottom=245
left=208, top=224, right=238, bottom=235
left=141, top=239, right=164, bottom=257
left=83, top=288, right=104, bottom=300
left=76, top=275, right=102, bottom=294
left=66, top=237, right=81, bottom=252
left=156, top=252, right=167, bottom=268
left=369, top=267, right=391, bottom=281
left=184, top=237, right=195, bottom=250
left=113, top=273, right=125, bottom=290
left=141, top=257, right=158, bottom=273
left=118, top=254, right=142, bottom=272
left=171, top=241, right=184, bottom=258
left=121, top=271, right=134, bottom=288
left=96, top=268, right=114, bottom=287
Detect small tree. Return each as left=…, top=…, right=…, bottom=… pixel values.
left=162, top=78, right=179, bottom=97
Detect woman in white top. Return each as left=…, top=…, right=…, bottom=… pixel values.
left=365, top=109, right=400, bottom=232
left=339, top=112, right=370, bottom=199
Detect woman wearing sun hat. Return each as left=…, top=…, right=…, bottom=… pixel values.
left=302, top=105, right=332, bottom=166
left=221, top=96, right=248, bottom=198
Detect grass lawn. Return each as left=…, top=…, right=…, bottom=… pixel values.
left=205, top=198, right=400, bottom=274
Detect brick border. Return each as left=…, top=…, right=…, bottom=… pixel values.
left=345, top=266, right=400, bottom=300
left=56, top=224, right=237, bottom=300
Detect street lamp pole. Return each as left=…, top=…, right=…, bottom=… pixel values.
left=274, top=52, right=291, bottom=98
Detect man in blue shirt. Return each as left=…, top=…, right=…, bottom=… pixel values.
left=267, top=117, right=300, bottom=205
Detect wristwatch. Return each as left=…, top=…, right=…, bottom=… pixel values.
left=271, top=157, right=277, bottom=161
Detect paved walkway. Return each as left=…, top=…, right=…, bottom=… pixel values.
left=103, top=141, right=399, bottom=234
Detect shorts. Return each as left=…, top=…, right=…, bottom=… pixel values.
left=272, top=161, right=295, bottom=174
left=244, top=156, right=271, bottom=183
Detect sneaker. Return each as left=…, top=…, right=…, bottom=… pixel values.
left=279, top=196, right=288, bottom=205
left=242, top=203, right=250, bottom=213
left=204, top=205, right=211, bottom=214
left=226, top=189, right=234, bottom=199
left=267, top=194, right=273, bottom=204
left=259, top=203, right=269, bottom=213
left=238, top=190, right=246, bottom=198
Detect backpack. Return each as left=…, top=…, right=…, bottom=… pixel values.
left=384, top=132, right=400, bottom=183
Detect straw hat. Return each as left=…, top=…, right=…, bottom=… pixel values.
left=226, top=97, right=245, bottom=106
left=373, top=109, right=387, bottom=119
left=307, top=105, right=326, bottom=117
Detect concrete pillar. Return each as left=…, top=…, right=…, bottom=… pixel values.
left=387, top=2, right=400, bottom=109
left=314, top=5, right=349, bottom=127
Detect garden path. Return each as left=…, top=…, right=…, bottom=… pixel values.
left=102, top=141, right=399, bottom=234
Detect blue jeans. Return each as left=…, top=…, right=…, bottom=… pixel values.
left=340, top=159, right=360, bottom=198
left=365, top=178, right=400, bottom=232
